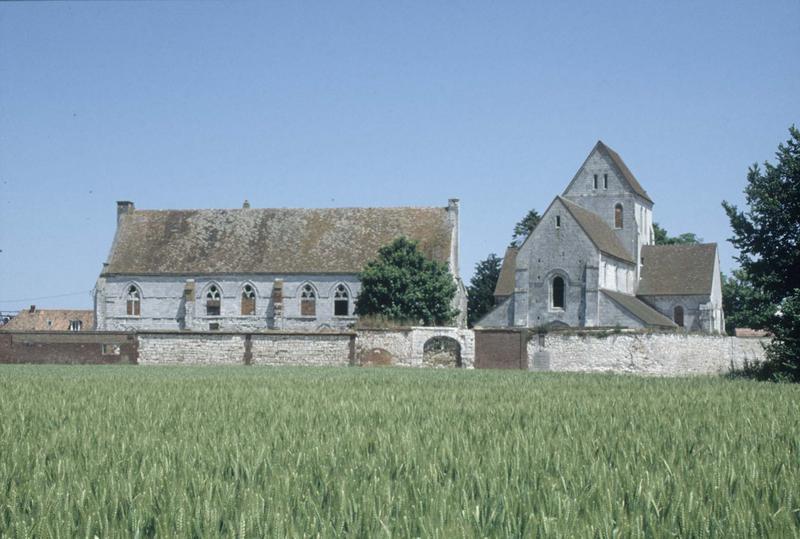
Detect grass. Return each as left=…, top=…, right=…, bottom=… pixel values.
left=0, top=366, right=798, bottom=537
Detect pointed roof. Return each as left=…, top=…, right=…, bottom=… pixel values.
left=637, top=243, right=718, bottom=296
left=596, top=141, right=653, bottom=203
left=601, top=289, right=677, bottom=328
left=493, top=246, right=518, bottom=298
left=558, top=197, right=635, bottom=263
left=103, top=206, right=454, bottom=275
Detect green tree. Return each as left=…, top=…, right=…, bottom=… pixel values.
left=722, top=126, right=800, bottom=381
left=653, top=222, right=702, bottom=245
left=355, top=237, right=458, bottom=325
left=721, top=269, right=771, bottom=335
left=466, top=253, right=502, bottom=327
left=511, top=209, right=541, bottom=246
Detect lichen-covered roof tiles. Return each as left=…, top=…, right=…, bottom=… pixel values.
left=558, top=197, right=635, bottom=263
left=103, top=206, right=454, bottom=275
left=637, top=243, right=718, bottom=296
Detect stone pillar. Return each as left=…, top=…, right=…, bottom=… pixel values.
left=183, top=280, right=196, bottom=330
left=270, top=279, right=284, bottom=330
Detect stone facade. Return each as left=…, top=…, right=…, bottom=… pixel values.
left=355, top=327, right=475, bottom=368
left=479, top=141, right=725, bottom=333
left=95, top=200, right=466, bottom=331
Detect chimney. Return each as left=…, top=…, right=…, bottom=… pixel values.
left=117, top=201, right=135, bottom=225
left=242, top=199, right=251, bottom=209
left=29, top=305, right=36, bottom=313
left=446, top=198, right=460, bottom=277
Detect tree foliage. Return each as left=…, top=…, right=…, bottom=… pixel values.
left=721, top=270, right=771, bottom=335
left=653, top=223, right=702, bottom=245
left=722, top=126, right=800, bottom=381
left=511, top=209, right=541, bottom=246
left=355, top=237, right=458, bottom=326
left=466, top=253, right=502, bottom=327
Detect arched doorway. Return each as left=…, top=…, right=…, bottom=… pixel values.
left=423, top=336, right=462, bottom=368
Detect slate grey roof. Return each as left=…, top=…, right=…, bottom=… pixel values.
left=597, top=141, right=653, bottom=204
left=601, top=289, right=677, bottom=328
left=104, top=206, right=454, bottom=275
left=637, top=243, right=718, bottom=296
left=493, top=246, right=518, bottom=298
left=1, top=309, right=94, bottom=331
left=558, top=197, right=635, bottom=263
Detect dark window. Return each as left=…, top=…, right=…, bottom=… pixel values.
left=604, top=174, right=608, bottom=189
left=126, top=286, right=141, bottom=316
left=674, top=306, right=684, bottom=327
left=552, top=276, right=565, bottom=309
left=593, top=174, right=598, bottom=189
left=241, top=284, right=256, bottom=316
left=300, top=284, right=316, bottom=317
left=614, top=204, right=623, bottom=229
left=69, top=320, right=82, bottom=332
left=206, top=285, right=221, bottom=316
left=555, top=215, right=561, bottom=229
left=333, top=284, right=349, bottom=316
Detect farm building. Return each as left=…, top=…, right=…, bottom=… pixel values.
left=479, top=141, right=725, bottom=333
left=1, top=306, right=94, bottom=332
left=94, top=199, right=466, bottom=331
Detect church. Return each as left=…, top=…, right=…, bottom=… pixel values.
left=478, top=141, right=725, bottom=333
left=94, top=199, right=466, bottom=331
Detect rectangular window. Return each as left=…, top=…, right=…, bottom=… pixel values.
left=206, top=300, right=221, bottom=316
left=69, top=320, right=82, bottom=332
left=334, top=299, right=349, bottom=316
left=555, top=215, right=561, bottom=229
left=604, top=174, right=608, bottom=189
left=301, top=299, right=316, bottom=317
left=241, top=297, right=255, bottom=316
left=593, top=174, right=598, bottom=189
left=101, top=344, right=120, bottom=355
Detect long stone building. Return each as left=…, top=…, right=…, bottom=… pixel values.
left=479, top=141, right=725, bottom=333
left=94, top=199, right=466, bottom=331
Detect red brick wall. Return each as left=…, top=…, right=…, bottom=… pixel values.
left=0, top=332, right=137, bottom=365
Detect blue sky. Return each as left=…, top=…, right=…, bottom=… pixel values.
left=1, top=1, right=798, bottom=312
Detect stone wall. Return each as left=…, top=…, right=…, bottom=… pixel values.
left=356, top=327, right=475, bottom=368
left=0, top=331, right=136, bottom=364
left=527, top=331, right=769, bottom=376
left=250, top=333, right=353, bottom=366
left=137, top=333, right=246, bottom=365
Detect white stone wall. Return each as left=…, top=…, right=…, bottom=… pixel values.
left=97, top=274, right=362, bottom=331
left=527, top=332, right=769, bottom=376
left=138, top=333, right=246, bottom=365
left=250, top=334, right=352, bottom=366
left=356, top=327, right=475, bottom=368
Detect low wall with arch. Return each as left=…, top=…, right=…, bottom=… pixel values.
left=355, top=327, right=475, bottom=368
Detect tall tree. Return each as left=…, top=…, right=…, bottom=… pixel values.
left=653, top=223, right=702, bottom=245
left=355, top=237, right=458, bottom=326
left=721, top=270, right=771, bottom=335
left=722, top=126, right=800, bottom=381
left=511, top=209, right=541, bottom=246
left=467, top=253, right=502, bottom=327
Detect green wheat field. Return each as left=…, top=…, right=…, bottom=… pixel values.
left=0, top=366, right=798, bottom=538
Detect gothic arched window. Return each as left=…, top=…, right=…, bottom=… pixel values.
left=300, top=284, right=316, bottom=317
left=333, top=284, right=349, bottom=316
left=126, top=285, right=141, bottom=316
left=241, top=284, right=256, bottom=316
left=206, top=285, right=221, bottom=316
left=552, top=276, right=565, bottom=309
left=614, top=204, right=623, bottom=229
left=674, top=305, right=684, bottom=327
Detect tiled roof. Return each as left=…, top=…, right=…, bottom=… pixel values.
left=601, top=289, right=677, bottom=328
left=104, top=206, right=454, bottom=275
left=1, top=309, right=94, bottom=331
left=558, top=197, right=635, bottom=263
left=493, top=246, right=518, bottom=298
left=597, top=141, right=653, bottom=203
left=637, top=243, right=718, bottom=296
